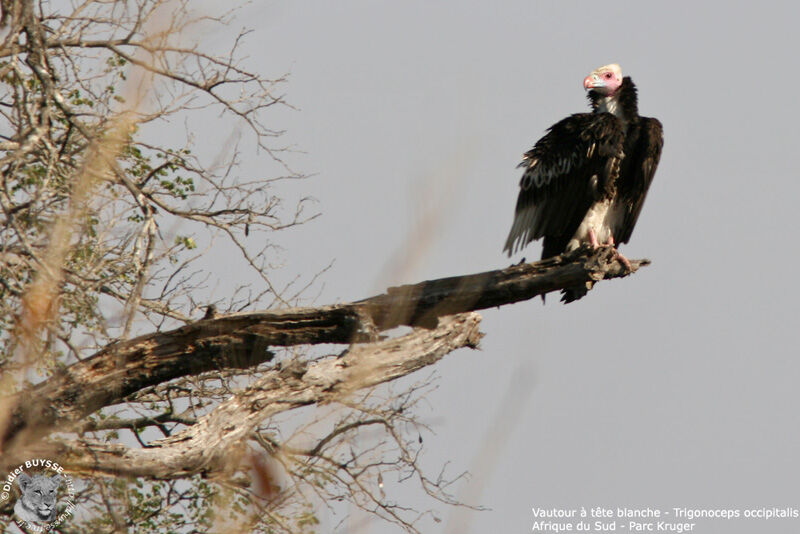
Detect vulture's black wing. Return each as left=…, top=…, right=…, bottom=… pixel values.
left=503, top=112, right=625, bottom=258
left=613, top=117, right=663, bottom=244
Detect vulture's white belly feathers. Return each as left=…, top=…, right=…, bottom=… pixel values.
left=566, top=198, right=625, bottom=251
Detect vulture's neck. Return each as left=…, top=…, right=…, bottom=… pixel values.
left=589, top=76, right=638, bottom=124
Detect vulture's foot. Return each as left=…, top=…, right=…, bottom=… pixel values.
left=612, top=248, right=632, bottom=271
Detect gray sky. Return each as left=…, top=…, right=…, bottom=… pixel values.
left=200, top=1, right=800, bottom=532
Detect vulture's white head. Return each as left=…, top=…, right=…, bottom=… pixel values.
left=583, top=64, right=623, bottom=96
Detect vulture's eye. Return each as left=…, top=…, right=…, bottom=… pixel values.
left=604, top=72, right=613, bottom=79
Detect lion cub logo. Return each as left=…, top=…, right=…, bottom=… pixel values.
left=14, top=473, right=62, bottom=525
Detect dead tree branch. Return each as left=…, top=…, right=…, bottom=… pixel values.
left=36, top=313, right=483, bottom=478
left=1, top=245, right=647, bottom=467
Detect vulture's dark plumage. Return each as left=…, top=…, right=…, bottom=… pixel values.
left=503, top=64, right=663, bottom=302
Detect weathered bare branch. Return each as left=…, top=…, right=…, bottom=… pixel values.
left=23, top=312, right=482, bottom=478
left=1, top=245, right=646, bottom=461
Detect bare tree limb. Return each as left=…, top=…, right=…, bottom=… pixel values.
left=1, top=245, right=647, bottom=463
left=24, top=312, right=483, bottom=478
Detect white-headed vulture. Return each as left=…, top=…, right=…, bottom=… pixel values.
left=504, top=64, right=663, bottom=302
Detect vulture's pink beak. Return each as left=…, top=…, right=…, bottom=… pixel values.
left=584, top=74, right=602, bottom=90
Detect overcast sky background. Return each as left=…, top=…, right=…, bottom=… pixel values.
left=192, top=2, right=800, bottom=532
